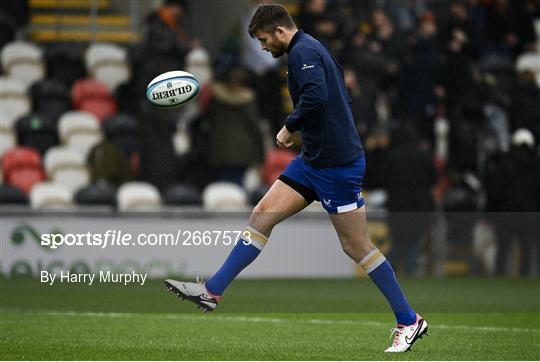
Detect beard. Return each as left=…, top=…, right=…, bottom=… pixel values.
left=269, top=36, right=287, bottom=58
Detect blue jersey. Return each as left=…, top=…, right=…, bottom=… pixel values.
left=285, top=30, right=364, bottom=168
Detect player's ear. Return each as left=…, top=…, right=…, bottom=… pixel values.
left=274, top=26, right=286, bottom=39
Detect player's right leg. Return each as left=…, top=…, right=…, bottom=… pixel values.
left=165, top=179, right=309, bottom=311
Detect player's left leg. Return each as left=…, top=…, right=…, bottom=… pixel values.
left=329, top=207, right=428, bottom=352
left=165, top=178, right=310, bottom=311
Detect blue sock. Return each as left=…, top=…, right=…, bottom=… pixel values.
left=205, top=228, right=267, bottom=296
left=359, top=249, right=416, bottom=326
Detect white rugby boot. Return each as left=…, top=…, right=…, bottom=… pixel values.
left=164, top=278, right=221, bottom=312
left=384, top=314, right=428, bottom=352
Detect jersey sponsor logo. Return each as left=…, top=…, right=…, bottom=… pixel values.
left=301, top=64, right=315, bottom=70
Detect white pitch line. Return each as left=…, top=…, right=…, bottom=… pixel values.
left=26, top=311, right=540, bottom=334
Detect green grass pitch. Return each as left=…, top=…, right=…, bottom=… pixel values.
left=1, top=277, right=539, bottom=360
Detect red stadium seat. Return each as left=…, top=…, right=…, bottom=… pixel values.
left=79, top=98, right=117, bottom=122
left=262, top=149, right=296, bottom=186
left=71, top=78, right=110, bottom=108
left=8, top=168, right=45, bottom=194
left=71, top=78, right=118, bottom=122
left=2, top=146, right=42, bottom=180
left=2, top=146, right=45, bottom=194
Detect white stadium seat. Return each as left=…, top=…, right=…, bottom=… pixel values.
left=58, top=111, right=102, bottom=156
left=516, top=51, right=540, bottom=87
left=0, top=128, right=16, bottom=158
left=44, top=146, right=89, bottom=192
left=117, top=182, right=162, bottom=212
left=203, top=182, right=248, bottom=211
left=85, top=43, right=130, bottom=91
left=30, top=182, right=73, bottom=210
left=1, top=41, right=45, bottom=87
left=0, top=76, right=31, bottom=125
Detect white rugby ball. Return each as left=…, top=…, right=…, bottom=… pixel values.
left=146, top=70, right=200, bottom=108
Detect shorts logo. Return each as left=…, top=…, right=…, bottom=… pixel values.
left=323, top=198, right=332, bottom=206
left=357, top=192, right=363, bottom=200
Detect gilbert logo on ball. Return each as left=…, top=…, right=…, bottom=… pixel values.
left=146, top=70, right=200, bottom=108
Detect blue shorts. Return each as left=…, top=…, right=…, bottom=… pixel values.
left=279, top=155, right=366, bottom=214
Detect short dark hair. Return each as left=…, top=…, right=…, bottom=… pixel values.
left=248, top=4, right=296, bottom=38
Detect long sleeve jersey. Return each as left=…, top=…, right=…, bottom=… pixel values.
left=285, top=30, right=363, bottom=168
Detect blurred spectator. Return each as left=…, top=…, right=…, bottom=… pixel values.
left=439, top=2, right=478, bottom=108
left=297, top=0, right=349, bottom=54
left=384, top=125, right=436, bottom=275
left=343, top=67, right=375, bottom=137
left=341, top=9, right=402, bottom=134
left=241, top=1, right=283, bottom=135
left=363, top=128, right=390, bottom=190
left=510, top=70, right=540, bottom=143
left=137, top=102, right=178, bottom=190
left=440, top=0, right=484, bottom=56
left=143, top=0, right=192, bottom=57
left=0, top=0, right=28, bottom=48
left=127, top=0, right=192, bottom=109
left=488, top=129, right=540, bottom=276
left=87, top=141, right=131, bottom=187
left=398, top=11, right=442, bottom=136
left=202, top=65, right=264, bottom=185
left=484, top=0, right=537, bottom=58
left=341, top=32, right=382, bottom=132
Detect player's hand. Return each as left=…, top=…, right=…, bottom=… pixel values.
left=276, top=125, right=294, bottom=148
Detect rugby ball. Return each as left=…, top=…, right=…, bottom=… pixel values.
left=146, top=70, right=199, bottom=108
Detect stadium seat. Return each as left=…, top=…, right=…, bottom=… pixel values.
left=79, top=98, right=117, bottom=123
left=44, top=146, right=89, bottom=192
left=262, top=149, right=296, bottom=186
left=0, top=76, right=31, bottom=125
left=30, top=182, right=73, bottom=210
left=30, top=79, right=71, bottom=119
left=1, top=41, right=45, bottom=87
left=0, top=129, right=16, bottom=158
left=0, top=109, right=17, bottom=158
left=117, top=181, right=161, bottom=212
left=15, top=112, right=58, bottom=155
left=75, top=182, right=116, bottom=206
left=45, top=43, right=86, bottom=86
left=58, top=111, right=102, bottom=155
left=2, top=146, right=45, bottom=194
left=85, top=43, right=130, bottom=91
left=203, top=182, right=248, bottom=211
left=71, top=78, right=118, bottom=121
left=162, top=183, right=202, bottom=206
left=8, top=168, right=46, bottom=195
left=104, top=113, right=139, bottom=158
left=0, top=184, right=28, bottom=205
left=2, top=146, right=41, bottom=178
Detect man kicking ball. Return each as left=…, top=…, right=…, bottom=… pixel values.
left=165, top=4, right=427, bottom=353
